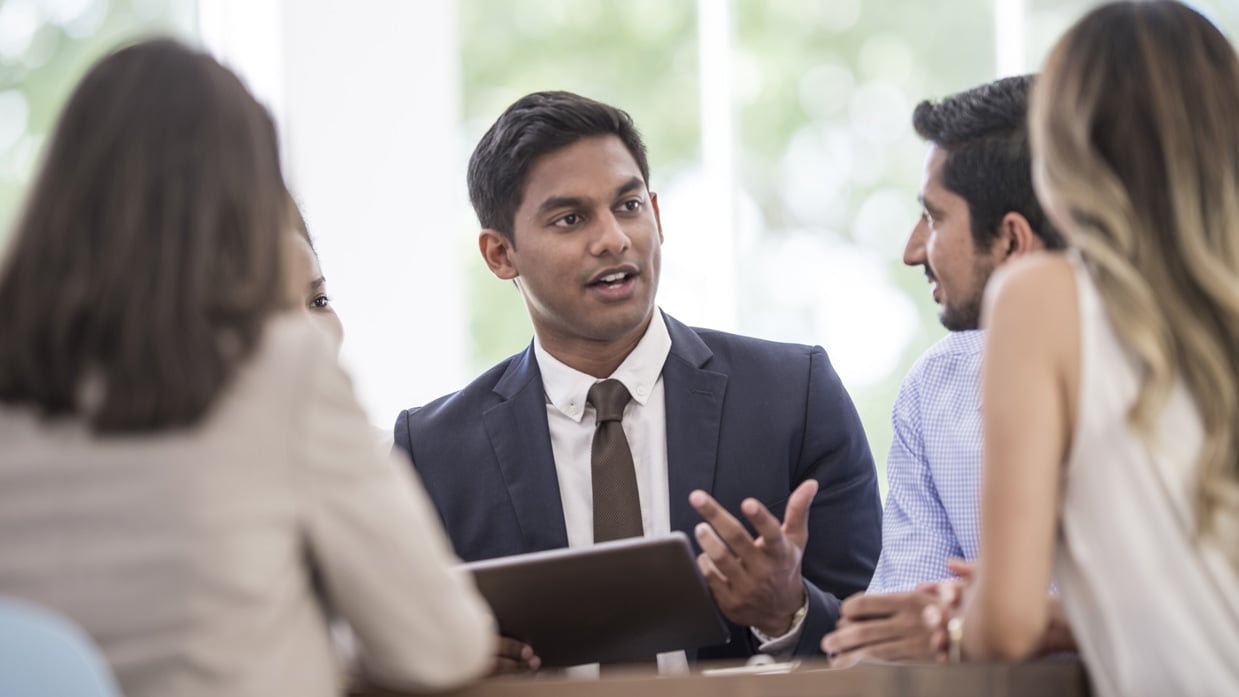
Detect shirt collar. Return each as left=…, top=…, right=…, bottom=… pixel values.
left=941, top=329, right=985, bottom=355
left=533, top=310, right=672, bottom=423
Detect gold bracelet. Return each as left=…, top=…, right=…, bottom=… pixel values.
left=947, top=617, right=964, bottom=664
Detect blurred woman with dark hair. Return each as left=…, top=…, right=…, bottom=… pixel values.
left=0, top=39, right=493, bottom=697
left=289, top=200, right=345, bottom=351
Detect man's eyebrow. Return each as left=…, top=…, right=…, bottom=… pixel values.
left=918, top=194, right=945, bottom=217
left=536, top=195, right=586, bottom=215
left=615, top=176, right=645, bottom=198
left=534, top=177, right=645, bottom=215
left=307, top=276, right=326, bottom=292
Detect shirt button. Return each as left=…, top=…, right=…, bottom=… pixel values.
left=636, top=385, right=648, bottom=397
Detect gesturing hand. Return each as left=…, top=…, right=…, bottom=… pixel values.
left=689, top=479, right=819, bottom=637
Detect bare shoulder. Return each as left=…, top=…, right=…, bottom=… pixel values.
left=982, top=252, right=1078, bottom=328
left=982, top=252, right=1081, bottom=384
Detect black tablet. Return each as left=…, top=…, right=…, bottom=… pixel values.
left=462, top=532, right=730, bottom=667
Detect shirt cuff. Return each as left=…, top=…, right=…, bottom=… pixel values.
left=749, top=588, right=809, bottom=657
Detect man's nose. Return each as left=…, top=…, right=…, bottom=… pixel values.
left=903, top=218, right=929, bottom=267
left=590, top=212, right=632, bottom=256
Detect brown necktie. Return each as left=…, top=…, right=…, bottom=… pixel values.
left=589, top=381, right=659, bottom=670
left=589, top=379, right=645, bottom=543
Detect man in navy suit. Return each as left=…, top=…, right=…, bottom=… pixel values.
left=395, top=91, right=881, bottom=671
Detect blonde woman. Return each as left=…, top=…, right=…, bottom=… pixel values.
left=927, top=2, right=1239, bottom=695
left=0, top=40, right=493, bottom=697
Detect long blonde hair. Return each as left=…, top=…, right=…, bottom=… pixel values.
left=1031, top=0, right=1239, bottom=558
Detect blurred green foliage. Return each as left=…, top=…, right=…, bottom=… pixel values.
left=5, top=0, right=1237, bottom=493
left=733, top=0, right=995, bottom=484
left=456, top=0, right=1237, bottom=488
left=0, top=0, right=195, bottom=238
left=459, top=0, right=703, bottom=373
left=458, top=0, right=1000, bottom=486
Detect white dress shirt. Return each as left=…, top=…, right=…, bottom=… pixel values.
left=535, top=311, right=683, bottom=675
left=533, top=311, right=803, bottom=675
left=535, top=312, right=673, bottom=552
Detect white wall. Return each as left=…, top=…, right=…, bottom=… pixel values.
left=201, top=0, right=468, bottom=429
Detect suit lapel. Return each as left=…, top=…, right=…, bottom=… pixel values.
left=483, top=345, right=569, bottom=552
left=661, top=314, right=728, bottom=538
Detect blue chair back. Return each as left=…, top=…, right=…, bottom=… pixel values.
left=0, top=598, right=122, bottom=697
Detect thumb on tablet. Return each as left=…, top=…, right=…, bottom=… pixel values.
left=492, top=635, right=540, bottom=674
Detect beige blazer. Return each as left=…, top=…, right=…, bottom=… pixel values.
left=0, top=315, right=495, bottom=697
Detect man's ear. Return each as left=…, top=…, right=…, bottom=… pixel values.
left=479, top=229, right=518, bottom=280
left=651, top=191, right=664, bottom=245
left=993, top=212, right=1045, bottom=261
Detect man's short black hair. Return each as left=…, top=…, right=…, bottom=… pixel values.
left=467, top=91, right=651, bottom=243
left=913, top=75, right=1064, bottom=250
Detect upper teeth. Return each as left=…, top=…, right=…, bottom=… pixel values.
left=600, top=272, right=626, bottom=283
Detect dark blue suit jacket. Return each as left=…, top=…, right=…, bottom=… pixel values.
left=394, top=312, right=881, bottom=659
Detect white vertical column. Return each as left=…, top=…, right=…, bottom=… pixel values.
left=995, top=0, right=1028, bottom=77
left=692, top=0, right=739, bottom=332
left=197, top=0, right=287, bottom=138
left=202, top=0, right=467, bottom=428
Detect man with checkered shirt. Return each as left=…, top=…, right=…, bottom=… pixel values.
left=821, top=75, right=1070, bottom=664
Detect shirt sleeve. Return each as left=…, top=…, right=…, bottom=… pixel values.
left=749, top=585, right=809, bottom=658
left=293, top=333, right=496, bottom=692
left=867, top=368, right=963, bottom=594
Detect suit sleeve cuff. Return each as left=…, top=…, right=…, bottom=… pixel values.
left=749, top=587, right=810, bottom=658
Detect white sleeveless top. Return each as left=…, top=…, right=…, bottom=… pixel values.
left=1056, top=254, right=1239, bottom=697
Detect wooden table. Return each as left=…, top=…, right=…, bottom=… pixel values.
left=355, top=658, right=1089, bottom=697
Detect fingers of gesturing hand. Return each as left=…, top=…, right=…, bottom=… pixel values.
left=690, top=486, right=812, bottom=634
left=690, top=482, right=819, bottom=568
left=780, top=479, right=819, bottom=549
left=698, top=551, right=735, bottom=605
left=690, top=490, right=760, bottom=560
left=739, top=497, right=787, bottom=556
left=694, top=522, right=748, bottom=581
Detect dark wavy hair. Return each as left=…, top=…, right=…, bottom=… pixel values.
left=0, top=39, right=291, bottom=432
left=467, top=90, right=650, bottom=244
left=913, top=75, right=1064, bottom=250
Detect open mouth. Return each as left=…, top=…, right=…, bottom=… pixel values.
left=586, top=268, right=639, bottom=301
left=589, top=270, right=635, bottom=289
left=924, top=268, right=940, bottom=302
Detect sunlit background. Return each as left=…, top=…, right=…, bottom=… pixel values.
left=3, top=0, right=1237, bottom=494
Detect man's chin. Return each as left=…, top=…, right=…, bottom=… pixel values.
left=585, top=306, right=657, bottom=342
left=939, top=307, right=981, bottom=333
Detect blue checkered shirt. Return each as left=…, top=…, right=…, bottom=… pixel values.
left=868, top=330, right=984, bottom=593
